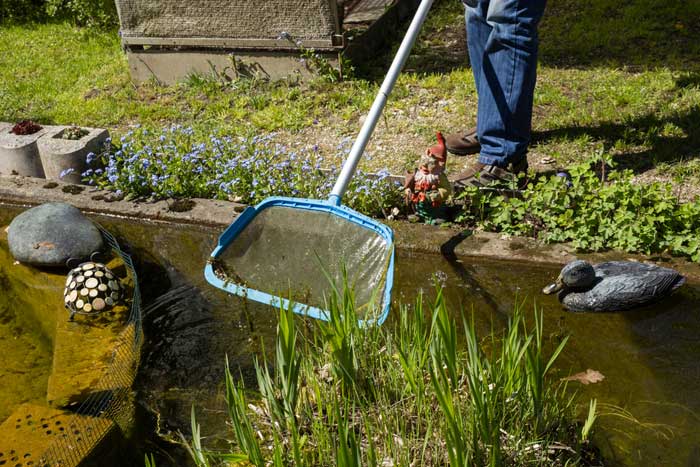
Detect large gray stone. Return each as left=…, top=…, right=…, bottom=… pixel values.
left=7, top=203, right=104, bottom=267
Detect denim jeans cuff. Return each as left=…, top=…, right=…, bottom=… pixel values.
left=477, top=153, right=508, bottom=167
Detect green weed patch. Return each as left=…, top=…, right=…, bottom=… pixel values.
left=461, top=158, right=700, bottom=261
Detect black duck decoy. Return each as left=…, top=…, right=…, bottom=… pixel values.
left=543, top=260, right=686, bottom=312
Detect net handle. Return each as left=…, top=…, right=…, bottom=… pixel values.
left=328, top=0, right=435, bottom=206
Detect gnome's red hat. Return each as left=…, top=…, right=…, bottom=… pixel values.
left=427, top=132, right=447, bottom=164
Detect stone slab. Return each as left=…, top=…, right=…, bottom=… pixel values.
left=0, top=174, right=245, bottom=227
left=38, top=127, right=109, bottom=184
left=0, top=403, right=123, bottom=467
left=126, top=48, right=324, bottom=85
left=1, top=174, right=700, bottom=281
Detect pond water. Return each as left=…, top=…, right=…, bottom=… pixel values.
left=1, top=203, right=699, bottom=465
left=0, top=230, right=54, bottom=422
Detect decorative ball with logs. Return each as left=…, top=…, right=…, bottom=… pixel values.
left=64, top=262, right=123, bottom=320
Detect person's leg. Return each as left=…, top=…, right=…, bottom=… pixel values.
left=475, top=0, right=546, bottom=167
left=466, top=0, right=491, bottom=96
left=444, top=1, right=490, bottom=156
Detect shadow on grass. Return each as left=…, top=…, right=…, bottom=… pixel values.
left=539, top=0, right=700, bottom=70
left=533, top=90, right=700, bottom=174
left=358, top=0, right=700, bottom=80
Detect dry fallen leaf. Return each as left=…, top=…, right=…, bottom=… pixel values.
left=33, top=241, right=55, bottom=249
left=561, top=368, right=605, bottom=385
left=2, top=225, right=8, bottom=233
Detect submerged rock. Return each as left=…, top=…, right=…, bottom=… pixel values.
left=7, top=203, right=104, bottom=267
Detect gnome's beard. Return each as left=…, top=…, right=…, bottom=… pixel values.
left=415, top=169, right=440, bottom=190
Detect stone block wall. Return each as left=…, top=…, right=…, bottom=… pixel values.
left=116, top=0, right=342, bottom=46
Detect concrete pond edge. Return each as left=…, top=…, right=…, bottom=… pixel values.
left=2, top=174, right=699, bottom=281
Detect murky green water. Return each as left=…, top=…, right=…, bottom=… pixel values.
left=1, top=204, right=699, bottom=465
left=0, top=296, right=52, bottom=422
left=400, top=251, right=700, bottom=466
left=0, top=226, right=54, bottom=422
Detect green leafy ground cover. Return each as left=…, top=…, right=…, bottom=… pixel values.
left=459, top=159, right=700, bottom=260
left=1, top=0, right=699, bottom=259
left=184, top=290, right=599, bottom=466
left=1, top=0, right=118, bottom=27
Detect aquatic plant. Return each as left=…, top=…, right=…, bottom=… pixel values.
left=186, top=288, right=599, bottom=466
left=85, top=125, right=402, bottom=218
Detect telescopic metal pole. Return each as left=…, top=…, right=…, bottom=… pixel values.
left=328, top=0, right=435, bottom=205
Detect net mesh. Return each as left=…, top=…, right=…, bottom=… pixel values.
left=212, top=206, right=390, bottom=319
left=40, top=225, right=142, bottom=466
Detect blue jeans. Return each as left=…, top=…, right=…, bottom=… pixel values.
left=465, top=0, right=546, bottom=167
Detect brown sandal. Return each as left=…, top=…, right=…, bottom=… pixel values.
left=445, top=127, right=480, bottom=156
left=449, top=159, right=529, bottom=191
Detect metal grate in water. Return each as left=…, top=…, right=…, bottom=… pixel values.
left=0, top=404, right=118, bottom=467
left=38, top=225, right=143, bottom=466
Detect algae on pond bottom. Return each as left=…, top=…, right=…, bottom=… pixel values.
left=0, top=301, right=52, bottom=421
left=0, top=233, right=57, bottom=422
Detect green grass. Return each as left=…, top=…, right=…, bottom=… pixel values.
left=184, top=288, right=598, bottom=466
left=538, top=0, right=700, bottom=69
left=0, top=23, right=374, bottom=133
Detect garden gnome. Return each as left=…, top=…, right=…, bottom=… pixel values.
left=404, top=132, right=452, bottom=224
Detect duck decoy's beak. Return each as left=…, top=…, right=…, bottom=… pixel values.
left=543, top=276, right=564, bottom=295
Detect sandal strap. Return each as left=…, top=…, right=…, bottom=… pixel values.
left=451, top=159, right=529, bottom=189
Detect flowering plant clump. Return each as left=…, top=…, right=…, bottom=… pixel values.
left=11, top=120, right=43, bottom=135
left=84, top=126, right=403, bottom=218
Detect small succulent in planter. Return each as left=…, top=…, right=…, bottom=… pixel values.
left=62, top=126, right=89, bottom=140
left=11, top=120, right=43, bottom=135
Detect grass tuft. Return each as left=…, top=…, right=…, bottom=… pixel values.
left=187, top=287, right=599, bottom=466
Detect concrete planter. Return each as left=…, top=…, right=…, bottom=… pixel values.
left=38, top=126, right=109, bottom=184
left=0, top=123, right=49, bottom=177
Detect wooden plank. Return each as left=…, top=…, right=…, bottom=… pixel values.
left=121, top=35, right=343, bottom=50
left=345, top=0, right=396, bottom=23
